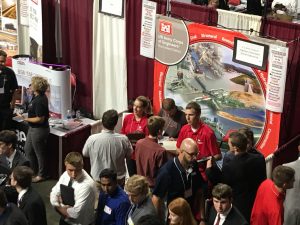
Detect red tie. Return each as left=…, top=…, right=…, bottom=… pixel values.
left=215, top=213, right=221, bottom=225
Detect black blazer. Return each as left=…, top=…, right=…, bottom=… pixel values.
left=207, top=203, right=249, bottom=225
left=18, top=187, right=47, bottom=225
left=206, top=152, right=266, bottom=222
left=1, top=203, right=28, bottom=225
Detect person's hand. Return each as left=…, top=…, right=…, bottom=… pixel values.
left=10, top=102, right=15, bottom=110
left=16, top=113, right=27, bottom=121
left=199, top=220, right=207, bottom=225
left=206, top=156, right=214, bottom=168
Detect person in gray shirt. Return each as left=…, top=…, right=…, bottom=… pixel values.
left=82, top=109, right=133, bottom=185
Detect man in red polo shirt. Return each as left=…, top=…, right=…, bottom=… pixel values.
left=176, top=101, right=221, bottom=179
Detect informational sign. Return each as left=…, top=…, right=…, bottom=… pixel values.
left=154, top=15, right=189, bottom=65
left=140, top=0, right=157, bottom=58
left=12, top=58, right=71, bottom=119
left=266, top=44, right=288, bottom=113
left=20, top=0, right=29, bottom=26
left=233, top=38, right=269, bottom=71
left=153, top=16, right=284, bottom=157
left=29, top=0, right=43, bottom=61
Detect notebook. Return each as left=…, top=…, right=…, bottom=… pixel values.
left=60, top=184, right=75, bottom=206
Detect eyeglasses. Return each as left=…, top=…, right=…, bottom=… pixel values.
left=184, top=150, right=199, bottom=158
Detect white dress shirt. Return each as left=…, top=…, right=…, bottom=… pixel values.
left=214, top=205, right=232, bottom=225
left=50, top=169, right=97, bottom=225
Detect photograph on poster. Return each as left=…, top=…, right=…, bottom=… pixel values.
left=0, top=31, right=17, bottom=55
left=163, top=42, right=266, bottom=142
left=1, top=0, right=17, bottom=34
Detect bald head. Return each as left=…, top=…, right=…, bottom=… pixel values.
left=178, top=138, right=199, bottom=168
left=180, top=138, right=198, bottom=153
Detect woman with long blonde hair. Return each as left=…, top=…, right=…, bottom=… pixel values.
left=168, top=198, right=197, bottom=225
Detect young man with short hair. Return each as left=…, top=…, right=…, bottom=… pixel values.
left=206, top=131, right=266, bottom=222
left=83, top=109, right=132, bottom=185
left=96, top=169, right=131, bottom=225
left=11, top=166, right=47, bottom=225
left=158, top=98, right=187, bottom=138
left=177, top=101, right=221, bottom=180
left=135, top=116, right=167, bottom=187
left=50, top=152, right=97, bottom=225
left=207, top=183, right=248, bottom=225
left=251, top=165, right=295, bottom=225
left=0, top=130, right=30, bottom=171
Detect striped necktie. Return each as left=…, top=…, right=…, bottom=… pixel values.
left=215, top=213, right=221, bottom=225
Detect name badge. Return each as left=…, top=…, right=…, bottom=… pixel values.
left=184, top=188, right=192, bottom=198
left=104, top=205, right=112, bottom=215
left=0, top=87, right=4, bottom=94
left=127, top=217, right=134, bottom=225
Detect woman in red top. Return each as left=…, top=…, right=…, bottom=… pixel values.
left=121, top=96, right=150, bottom=176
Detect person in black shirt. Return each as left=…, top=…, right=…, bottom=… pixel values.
left=18, top=76, right=49, bottom=183
left=158, top=98, right=187, bottom=139
left=152, top=138, right=206, bottom=223
left=0, top=50, right=18, bottom=131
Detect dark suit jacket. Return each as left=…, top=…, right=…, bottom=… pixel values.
left=0, top=203, right=28, bottom=225
left=11, top=150, right=30, bottom=170
left=206, top=152, right=266, bottom=222
left=207, top=203, right=249, bottom=225
left=18, top=187, right=47, bottom=225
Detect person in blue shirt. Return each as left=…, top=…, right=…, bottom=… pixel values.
left=96, top=169, right=131, bottom=225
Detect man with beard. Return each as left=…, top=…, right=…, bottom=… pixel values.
left=0, top=50, right=18, bottom=131
left=152, top=138, right=206, bottom=223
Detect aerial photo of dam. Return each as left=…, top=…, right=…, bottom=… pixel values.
left=164, top=42, right=266, bottom=141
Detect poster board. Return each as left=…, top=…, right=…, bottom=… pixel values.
left=12, top=57, right=71, bottom=119
left=0, top=0, right=18, bottom=56
left=153, top=15, right=287, bottom=157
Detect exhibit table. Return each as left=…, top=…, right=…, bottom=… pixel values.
left=12, top=117, right=101, bottom=179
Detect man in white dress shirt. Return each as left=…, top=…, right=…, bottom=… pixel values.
left=83, top=109, right=132, bottom=185
left=50, top=152, right=97, bottom=225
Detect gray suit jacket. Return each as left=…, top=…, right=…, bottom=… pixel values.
left=0, top=150, right=30, bottom=173
left=126, top=196, right=157, bottom=225
left=283, top=158, right=300, bottom=225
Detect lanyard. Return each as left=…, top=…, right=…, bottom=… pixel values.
left=173, top=158, right=192, bottom=192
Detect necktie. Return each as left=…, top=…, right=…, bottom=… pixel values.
left=6, top=159, right=11, bottom=168
left=17, top=196, right=23, bottom=207
left=215, top=213, right=221, bottom=225
left=129, top=204, right=136, bottom=217
left=68, top=178, right=73, bottom=187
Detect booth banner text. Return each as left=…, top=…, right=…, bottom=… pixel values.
left=266, top=44, right=288, bottom=113
left=12, top=58, right=71, bottom=119
left=153, top=16, right=282, bottom=157
left=140, top=0, right=157, bottom=58
left=28, top=0, right=43, bottom=61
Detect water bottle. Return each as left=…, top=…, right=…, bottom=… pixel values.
left=66, top=110, right=72, bottom=120
left=76, top=110, right=81, bottom=119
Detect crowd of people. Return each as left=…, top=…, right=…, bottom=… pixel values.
left=0, top=49, right=299, bottom=225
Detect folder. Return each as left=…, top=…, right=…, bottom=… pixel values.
left=60, top=184, right=75, bottom=206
